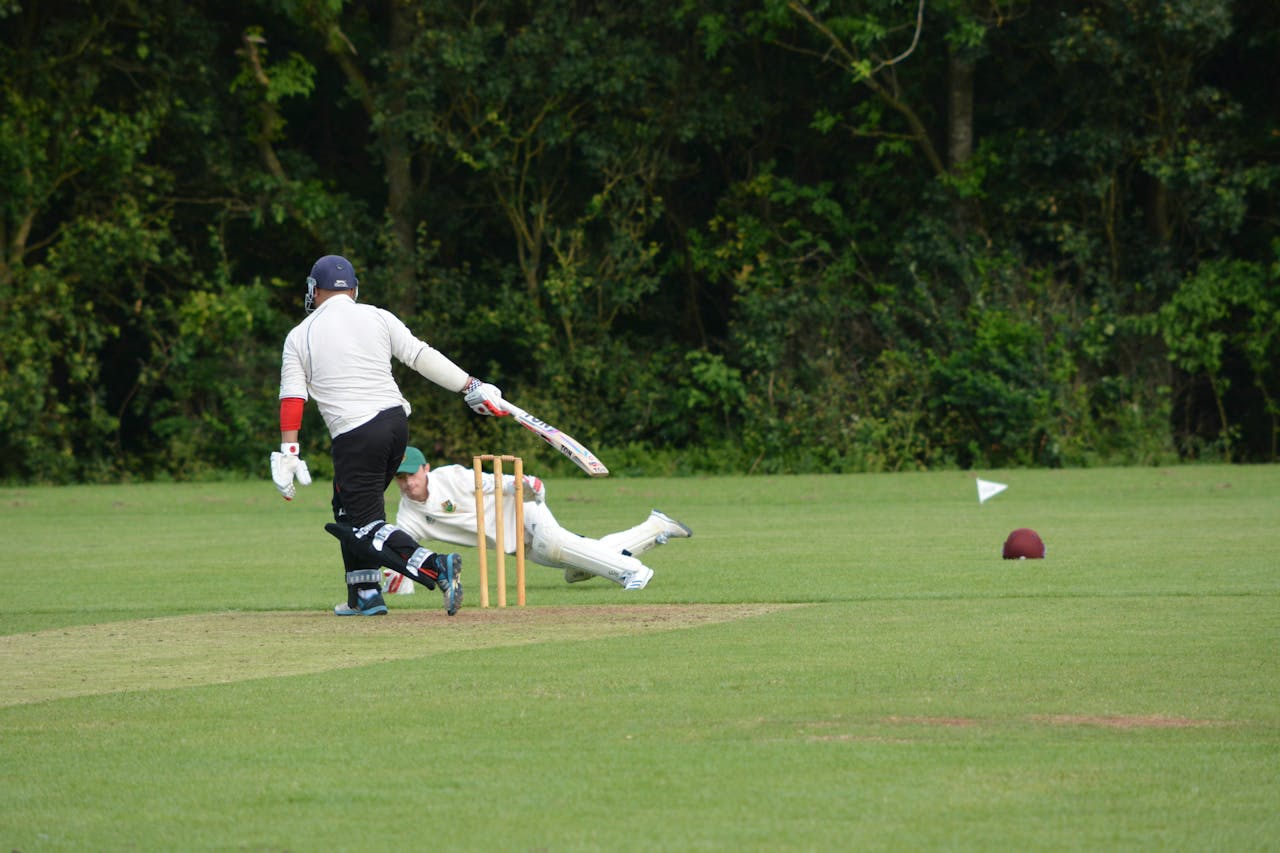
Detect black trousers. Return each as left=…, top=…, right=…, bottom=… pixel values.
left=330, top=406, right=409, bottom=531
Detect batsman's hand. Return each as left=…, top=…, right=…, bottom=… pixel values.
left=270, top=442, right=312, bottom=500
left=463, top=378, right=507, bottom=417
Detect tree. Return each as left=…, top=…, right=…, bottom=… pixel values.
left=0, top=1, right=192, bottom=479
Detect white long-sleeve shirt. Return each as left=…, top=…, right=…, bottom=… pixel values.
left=395, top=464, right=539, bottom=554
left=279, top=294, right=469, bottom=437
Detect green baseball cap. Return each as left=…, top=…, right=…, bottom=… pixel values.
left=397, top=446, right=427, bottom=475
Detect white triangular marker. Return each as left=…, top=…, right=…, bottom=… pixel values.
left=977, top=479, right=1008, bottom=504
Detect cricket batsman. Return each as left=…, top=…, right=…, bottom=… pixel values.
left=271, top=254, right=508, bottom=617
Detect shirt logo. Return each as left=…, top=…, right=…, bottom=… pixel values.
left=442, top=500, right=456, bottom=513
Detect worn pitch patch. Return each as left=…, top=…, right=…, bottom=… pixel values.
left=880, top=715, right=1227, bottom=730
left=1, top=604, right=791, bottom=706
left=1028, top=714, right=1227, bottom=729
left=792, top=714, right=1231, bottom=743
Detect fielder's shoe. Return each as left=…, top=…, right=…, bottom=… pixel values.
left=621, top=566, right=654, bottom=591
left=563, top=567, right=594, bottom=584
left=333, top=590, right=389, bottom=617
left=430, top=552, right=463, bottom=615
left=650, top=509, right=693, bottom=545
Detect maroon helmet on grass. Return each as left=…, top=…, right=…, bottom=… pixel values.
left=1002, top=528, right=1046, bottom=559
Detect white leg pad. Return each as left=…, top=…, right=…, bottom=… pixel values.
left=598, top=518, right=662, bottom=557
left=531, top=524, right=651, bottom=587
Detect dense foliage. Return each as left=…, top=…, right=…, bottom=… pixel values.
left=2, top=0, right=1276, bottom=482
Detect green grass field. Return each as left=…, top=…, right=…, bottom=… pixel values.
left=2, top=465, right=1277, bottom=851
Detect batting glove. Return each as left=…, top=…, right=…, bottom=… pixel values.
left=270, top=442, right=312, bottom=500
left=463, top=378, right=507, bottom=417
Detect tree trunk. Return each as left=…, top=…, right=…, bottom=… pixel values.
left=947, top=47, right=974, bottom=169
left=947, top=47, right=976, bottom=231
left=324, top=3, right=418, bottom=315
left=383, top=0, right=417, bottom=315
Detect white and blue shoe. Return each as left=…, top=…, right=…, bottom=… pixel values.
left=431, top=553, right=463, bottom=615
left=333, top=590, right=388, bottom=616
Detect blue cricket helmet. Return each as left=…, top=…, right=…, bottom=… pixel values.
left=305, top=254, right=358, bottom=312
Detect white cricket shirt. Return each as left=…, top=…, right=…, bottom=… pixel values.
left=395, top=465, right=532, bottom=554
left=279, top=295, right=469, bottom=438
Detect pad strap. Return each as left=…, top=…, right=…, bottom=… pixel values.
left=345, top=569, right=382, bottom=586
left=372, top=523, right=399, bottom=551
left=404, top=547, right=431, bottom=579
left=352, top=520, right=406, bottom=554
left=354, top=520, right=384, bottom=540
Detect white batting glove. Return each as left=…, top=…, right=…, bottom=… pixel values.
left=270, top=442, right=312, bottom=500
left=462, top=378, right=507, bottom=416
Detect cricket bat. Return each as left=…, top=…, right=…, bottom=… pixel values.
left=502, top=402, right=609, bottom=477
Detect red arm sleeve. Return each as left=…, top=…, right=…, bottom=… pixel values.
left=280, top=397, right=305, bottom=432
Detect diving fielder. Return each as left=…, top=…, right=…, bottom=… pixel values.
left=271, top=254, right=507, bottom=617
left=392, top=447, right=692, bottom=591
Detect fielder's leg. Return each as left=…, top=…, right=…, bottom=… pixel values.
left=529, top=519, right=655, bottom=590
left=559, top=509, right=693, bottom=583
left=524, top=503, right=589, bottom=584
left=598, top=509, right=694, bottom=557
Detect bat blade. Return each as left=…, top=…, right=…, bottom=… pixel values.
left=503, top=403, right=609, bottom=477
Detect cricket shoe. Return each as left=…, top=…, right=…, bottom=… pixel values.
left=650, top=509, right=692, bottom=545
left=563, top=567, right=594, bottom=584
left=333, top=590, right=389, bottom=617
left=621, top=566, right=654, bottom=590
left=430, top=552, right=463, bottom=615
